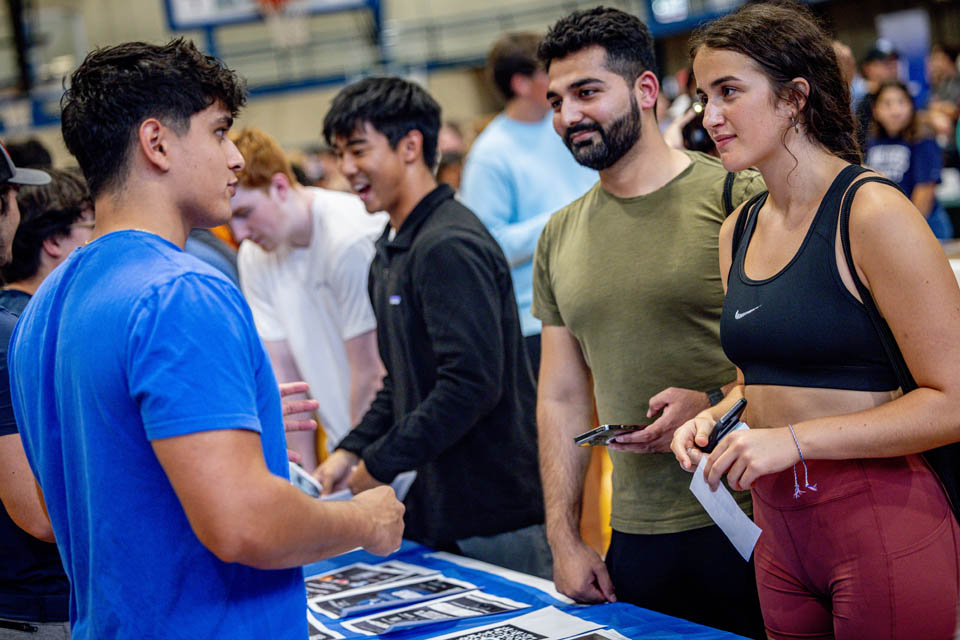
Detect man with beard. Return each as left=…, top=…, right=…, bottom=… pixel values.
left=531, top=8, right=766, bottom=638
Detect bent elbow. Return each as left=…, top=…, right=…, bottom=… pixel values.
left=199, top=522, right=287, bottom=570
left=197, top=523, right=260, bottom=567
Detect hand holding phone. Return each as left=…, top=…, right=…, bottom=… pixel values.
left=574, top=424, right=647, bottom=447
left=696, top=398, right=747, bottom=454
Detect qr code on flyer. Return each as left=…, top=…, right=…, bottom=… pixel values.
left=445, top=625, right=547, bottom=640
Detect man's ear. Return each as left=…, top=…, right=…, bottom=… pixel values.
left=41, top=235, right=66, bottom=260
left=510, top=73, right=531, bottom=99
left=137, top=118, right=172, bottom=172
left=633, top=70, right=660, bottom=111
left=268, top=172, right=292, bottom=201
left=399, top=130, right=424, bottom=165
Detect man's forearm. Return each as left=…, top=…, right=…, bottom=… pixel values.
left=538, top=397, right=595, bottom=546
left=345, top=331, right=386, bottom=426
left=219, top=476, right=377, bottom=569
left=156, top=429, right=402, bottom=570
left=0, top=434, right=55, bottom=542
left=349, top=366, right=384, bottom=427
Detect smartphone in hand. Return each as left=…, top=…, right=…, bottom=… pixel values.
left=574, top=424, right=647, bottom=447
left=697, top=398, right=747, bottom=454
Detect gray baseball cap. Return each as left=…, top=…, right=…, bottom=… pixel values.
left=0, top=141, right=50, bottom=186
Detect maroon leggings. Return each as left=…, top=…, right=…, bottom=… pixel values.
left=752, top=454, right=960, bottom=639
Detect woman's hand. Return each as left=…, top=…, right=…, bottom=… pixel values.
left=702, top=427, right=800, bottom=491
left=671, top=412, right=717, bottom=471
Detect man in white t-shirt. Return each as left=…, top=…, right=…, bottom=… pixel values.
left=230, top=127, right=387, bottom=471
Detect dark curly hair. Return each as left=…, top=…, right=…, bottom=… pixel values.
left=322, top=77, right=441, bottom=169
left=60, top=38, right=246, bottom=200
left=537, top=6, right=657, bottom=87
left=3, top=168, right=91, bottom=283
left=688, top=1, right=860, bottom=165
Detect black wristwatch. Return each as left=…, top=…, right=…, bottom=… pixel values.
left=706, top=387, right=724, bottom=406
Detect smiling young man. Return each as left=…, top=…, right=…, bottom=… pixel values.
left=229, top=127, right=386, bottom=470
left=531, top=8, right=765, bottom=638
left=7, top=40, right=404, bottom=639
left=317, top=77, right=549, bottom=577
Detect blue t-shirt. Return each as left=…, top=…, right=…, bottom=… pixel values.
left=0, top=292, right=69, bottom=622
left=865, top=135, right=942, bottom=198
left=865, top=135, right=951, bottom=238
left=9, top=231, right=306, bottom=639
left=460, top=113, right=597, bottom=337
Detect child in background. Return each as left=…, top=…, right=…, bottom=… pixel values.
left=866, top=80, right=953, bottom=238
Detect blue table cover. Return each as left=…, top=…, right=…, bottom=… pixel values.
left=303, top=541, right=747, bottom=639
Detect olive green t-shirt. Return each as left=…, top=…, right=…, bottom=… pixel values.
left=532, top=151, right=765, bottom=534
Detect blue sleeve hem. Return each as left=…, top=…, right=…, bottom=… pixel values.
left=146, top=414, right=262, bottom=440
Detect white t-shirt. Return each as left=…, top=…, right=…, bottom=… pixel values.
left=237, top=187, right=387, bottom=448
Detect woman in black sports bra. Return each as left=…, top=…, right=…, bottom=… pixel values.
left=671, top=4, right=960, bottom=639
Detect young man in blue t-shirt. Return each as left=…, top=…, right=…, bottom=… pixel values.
left=8, top=39, right=404, bottom=640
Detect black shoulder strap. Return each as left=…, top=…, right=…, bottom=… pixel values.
left=839, top=172, right=960, bottom=522
left=722, top=171, right=737, bottom=217
left=837, top=173, right=917, bottom=392
left=731, top=191, right=767, bottom=254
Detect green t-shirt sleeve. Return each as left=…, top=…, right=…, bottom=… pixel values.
left=531, top=219, right=565, bottom=327
left=731, top=168, right=766, bottom=209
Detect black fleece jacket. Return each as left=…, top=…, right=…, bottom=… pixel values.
left=337, top=185, right=544, bottom=548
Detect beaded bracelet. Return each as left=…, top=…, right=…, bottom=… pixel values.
left=787, top=424, right=818, bottom=499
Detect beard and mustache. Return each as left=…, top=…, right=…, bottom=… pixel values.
left=562, top=93, right=641, bottom=171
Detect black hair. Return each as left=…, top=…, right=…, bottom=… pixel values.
left=488, top=32, right=542, bottom=100
left=2, top=168, right=91, bottom=283
left=60, top=38, right=246, bottom=200
left=538, top=6, right=657, bottom=87
left=689, top=1, right=861, bottom=165
left=6, top=139, right=52, bottom=169
left=322, top=77, right=441, bottom=169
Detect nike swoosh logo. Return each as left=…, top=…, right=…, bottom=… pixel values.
left=734, top=305, right=761, bottom=320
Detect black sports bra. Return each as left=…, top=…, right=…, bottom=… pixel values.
left=721, top=165, right=899, bottom=391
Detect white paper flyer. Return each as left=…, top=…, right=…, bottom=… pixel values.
left=689, top=456, right=762, bottom=561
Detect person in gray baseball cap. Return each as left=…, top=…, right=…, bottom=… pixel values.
left=0, top=142, right=55, bottom=639
left=0, top=141, right=50, bottom=264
